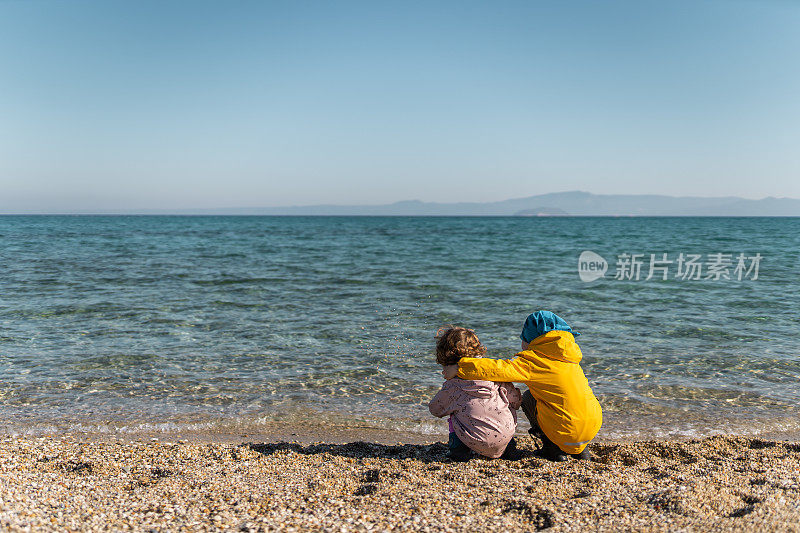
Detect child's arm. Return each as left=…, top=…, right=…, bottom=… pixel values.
left=428, top=386, right=458, bottom=418
left=456, top=356, right=529, bottom=383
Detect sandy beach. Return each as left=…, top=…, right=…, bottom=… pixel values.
left=1, top=433, right=799, bottom=532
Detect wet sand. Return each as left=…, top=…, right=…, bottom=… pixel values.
left=1, top=434, right=799, bottom=532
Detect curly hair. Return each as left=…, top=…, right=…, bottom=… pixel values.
left=435, top=327, right=487, bottom=366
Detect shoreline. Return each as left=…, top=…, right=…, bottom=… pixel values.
left=2, top=424, right=444, bottom=446
left=2, top=433, right=799, bottom=531
left=5, top=417, right=800, bottom=446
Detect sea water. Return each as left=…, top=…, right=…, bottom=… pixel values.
left=1, top=216, right=798, bottom=439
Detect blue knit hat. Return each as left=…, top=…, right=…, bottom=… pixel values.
left=520, top=310, right=580, bottom=343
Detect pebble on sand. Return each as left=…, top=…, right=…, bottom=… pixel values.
left=1, top=435, right=799, bottom=532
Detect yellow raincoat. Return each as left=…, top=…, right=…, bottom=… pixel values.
left=456, top=330, right=602, bottom=454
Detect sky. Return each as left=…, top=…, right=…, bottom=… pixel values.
left=1, top=0, right=799, bottom=213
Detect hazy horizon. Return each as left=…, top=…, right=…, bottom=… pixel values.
left=2, top=1, right=800, bottom=212
left=4, top=190, right=800, bottom=216
left=6, top=191, right=800, bottom=216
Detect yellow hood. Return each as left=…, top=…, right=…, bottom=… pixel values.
left=521, top=331, right=583, bottom=365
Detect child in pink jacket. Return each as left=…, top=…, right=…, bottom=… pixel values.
left=428, top=327, right=522, bottom=461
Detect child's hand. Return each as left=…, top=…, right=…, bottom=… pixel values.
left=442, top=364, right=459, bottom=380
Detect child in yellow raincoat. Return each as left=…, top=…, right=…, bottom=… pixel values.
left=443, top=311, right=602, bottom=461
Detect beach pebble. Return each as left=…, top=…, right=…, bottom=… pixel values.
left=0, top=435, right=798, bottom=531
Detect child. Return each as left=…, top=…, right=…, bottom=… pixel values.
left=429, top=327, right=522, bottom=461
left=443, top=311, right=602, bottom=461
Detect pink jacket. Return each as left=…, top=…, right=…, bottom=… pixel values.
left=429, top=378, right=522, bottom=458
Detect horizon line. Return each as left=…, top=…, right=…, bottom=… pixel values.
left=3, top=190, right=800, bottom=215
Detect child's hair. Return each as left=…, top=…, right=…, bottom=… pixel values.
left=435, top=327, right=487, bottom=366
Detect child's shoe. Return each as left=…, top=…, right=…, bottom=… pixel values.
left=445, top=447, right=472, bottom=462
left=570, top=445, right=591, bottom=461
left=531, top=429, right=568, bottom=462
left=500, top=437, right=521, bottom=460
left=446, top=432, right=472, bottom=462
left=539, top=444, right=568, bottom=462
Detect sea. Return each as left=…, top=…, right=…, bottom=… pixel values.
left=1, top=216, right=798, bottom=440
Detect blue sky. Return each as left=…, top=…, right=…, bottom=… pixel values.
left=1, top=0, right=799, bottom=212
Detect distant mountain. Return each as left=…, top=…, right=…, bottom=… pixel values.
left=173, top=191, right=800, bottom=216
